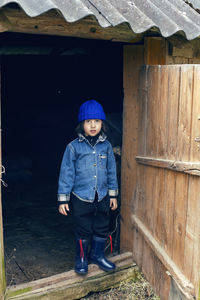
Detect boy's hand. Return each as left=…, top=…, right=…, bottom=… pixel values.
left=58, top=204, right=70, bottom=216
left=110, top=198, right=118, bottom=210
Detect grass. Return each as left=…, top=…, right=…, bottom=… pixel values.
left=81, top=272, right=160, bottom=300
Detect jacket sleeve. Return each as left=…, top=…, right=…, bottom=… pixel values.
left=57, top=143, right=76, bottom=204
left=107, top=142, right=118, bottom=197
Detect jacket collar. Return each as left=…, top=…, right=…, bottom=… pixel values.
left=78, top=132, right=107, bottom=143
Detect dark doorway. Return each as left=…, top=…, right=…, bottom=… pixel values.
left=1, top=33, right=123, bottom=285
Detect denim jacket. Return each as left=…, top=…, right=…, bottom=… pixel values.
left=58, top=132, right=118, bottom=203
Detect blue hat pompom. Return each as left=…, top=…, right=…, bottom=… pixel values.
left=78, top=100, right=106, bottom=122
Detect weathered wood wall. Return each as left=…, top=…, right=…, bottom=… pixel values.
left=123, top=62, right=200, bottom=299
left=121, top=39, right=166, bottom=252
left=136, top=64, right=200, bottom=299
left=122, top=39, right=200, bottom=299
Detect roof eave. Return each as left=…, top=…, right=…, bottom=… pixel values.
left=0, top=6, right=144, bottom=43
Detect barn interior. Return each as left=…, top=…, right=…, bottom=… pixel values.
left=0, top=33, right=124, bottom=285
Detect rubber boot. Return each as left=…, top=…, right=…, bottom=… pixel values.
left=74, top=239, right=89, bottom=275
left=90, top=236, right=115, bottom=271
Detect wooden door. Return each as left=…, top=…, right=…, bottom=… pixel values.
left=0, top=68, right=6, bottom=298
left=122, top=51, right=200, bottom=299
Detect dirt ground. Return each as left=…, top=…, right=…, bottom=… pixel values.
left=2, top=180, right=75, bottom=286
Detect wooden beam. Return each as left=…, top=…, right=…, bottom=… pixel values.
left=132, top=215, right=195, bottom=299
left=144, top=37, right=166, bottom=65
left=135, top=156, right=200, bottom=176
left=0, top=7, right=143, bottom=43
left=6, top=252, right=136, bottom=300
left=167, top=35, right=200, bottom=58
left=0, top=65, right=6, bottom=300
left=0, top=10, right=12, bottom=32
left=121, top=45, right=144, bottom=252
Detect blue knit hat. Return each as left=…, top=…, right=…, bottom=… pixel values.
left=78, top=100, right=106, bottom=122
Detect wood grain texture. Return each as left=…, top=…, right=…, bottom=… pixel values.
left=135, top=156, right=200, bottom=176
left=134, top=64, right=200, bottom=299
left=144, top=37, right=166, bottom=65
left=121, top=45, right=144, bottom=252
left=183, top=66, right=200, bottom=299
left=132, top=215, right=195, bottom=298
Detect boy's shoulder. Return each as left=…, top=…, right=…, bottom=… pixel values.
left=99, top=139, right=113, bottom=151
left=102, top=138, right=112, bottom=146
left=65, top=138, right=79, bottom=149
left=70, top=137, right=79, bottom=145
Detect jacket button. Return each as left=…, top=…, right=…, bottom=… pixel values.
left=94, top=175, right=96, bottom=178
left=93, top=151, right=96, bottom=154
left=93, top=163, right=96, bottom=166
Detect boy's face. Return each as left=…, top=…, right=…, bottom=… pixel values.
left=83, top=119, right=102, bottom=136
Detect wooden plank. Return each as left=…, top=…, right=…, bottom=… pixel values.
left=139, top=165, right=156, bottom=233
left=0, top=10, right=12, bottom=32
left=136, top=65, right=148, bottom=253
left=172, top=173, right=188, bottom=273
left=154, top=168, right=166, bottom=247
left=157, top=66, right=169, bottom=158
left=0, top=7, right=142, bottom=43
left=145, top=66, right=161, bottom=157
left=144, top=66, right=163, bottom=241
left=166, top=66, right=180, bottom=159
left=132, top=226, right=144, bottom=269
left=176, top=65, right=193, bottom=161
left=141, top=239, right=155, bottom=294
left=132, top=214, right=195, bottom=298
left=184, top=177, right=200, bottom=299
left=188, top=57, right=200, bottom=64
left=162, top=66, right=180, bottom=257
left=162, top=170, right=176, bottom=256
left=8, top=267, right=137, bottom=300
left=183, top=65, right=200, bottom=299
left=168, top=277, right=192, bottom=300
left=144, top=37, right=166, bottom=65
left=172, top=65, right=193, bottom=274
left=142, top=238, right=171, bottom=300
left=0, top=65, right=6, bottom=299
left=6, top=253, right=136, bottom=300
left=121, top=45, right=144, bottom=252
left=138, top=65, right=148, bottom=156
left=166, top=54, right=189, bottom=64
left=135, top=156, right=200, bottom=176
left=167, top=35, right=200, bottom=59
left=7, top=252, right=133, bottom=293
left=189, top=65, right=200, bottom=163
left=153, top=66, right=168, bottom=247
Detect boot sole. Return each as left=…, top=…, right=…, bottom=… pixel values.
left=90, top=260, right=115, bottom=272
left=75, top=270, right=88, bottom=275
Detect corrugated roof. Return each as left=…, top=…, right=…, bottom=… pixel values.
left=185, top=0, right=200, bottom=10
left=1, top=0, right=200, bottom=40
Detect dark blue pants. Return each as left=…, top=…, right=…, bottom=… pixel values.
left=70, top=193, right=110, bottom=240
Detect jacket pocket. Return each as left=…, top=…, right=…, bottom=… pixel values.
left=99, top=154, right=107, bottom=169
